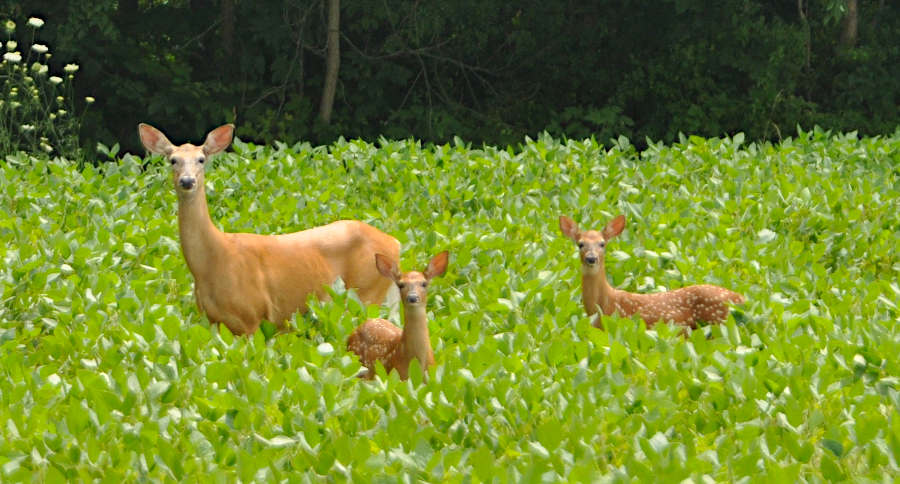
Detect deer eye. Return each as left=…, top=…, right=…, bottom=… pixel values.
left=398, top=283, right=406, bottom=290
left=578, top=242, right=585, bottom=249
left=169, top=158, right=178, bottom=165
left=599, top=242, right=606, bottom=248
left=421, top=282, right=428, bottom=288
left=198, top=157, right=206, bottom=164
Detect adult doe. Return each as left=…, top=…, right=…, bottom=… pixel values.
left=139, top=123, right=400, bottom=335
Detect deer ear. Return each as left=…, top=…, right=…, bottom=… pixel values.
left=602, top=215, right=626, bottom=239
left=203, top=124, right=234, bottom=155
left=559, top=216, right=581, bottom=242
left=138, top=123, right=175, bottom=156
left=423, top=251, right=449, bottom=280
left=374, top=253, right=402, bottom=282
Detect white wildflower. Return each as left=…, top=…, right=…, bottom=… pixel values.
left=49, top=113, right=56, bottom=120
left=27, top=18, right=44, bottom=28
left=31, top=63, right=48, bottom=75
left=5, top=21, right=15, bottom=32
left=6, top=40, right=16, bottom=50
left=49, top=76, right=62, bottom=84
left=56, top=96, right=64, bottom=102
left=57, top=109, right=67, bottom=115
left=32, top=44, right=48, bottom=54
left=41, top=143, right=53, bottom=153
left=3, top=52, right=21, bottom=63
left=21, top=124, right=35, bottom=132
left=64, top=63, right=79, bottom=73
left=85, top=96, right=95, bottom=104
left=10, top=101, right=20, bottom=108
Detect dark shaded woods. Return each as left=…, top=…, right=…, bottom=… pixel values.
left=8, top=0, right=899, bottom=152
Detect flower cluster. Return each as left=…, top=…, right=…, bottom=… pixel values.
left=1, top=17, right=94, bottom=158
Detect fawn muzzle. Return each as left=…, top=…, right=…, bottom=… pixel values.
left=406, top=293, right=420, bottom=304
left=584, top=254, right=599, bottom=266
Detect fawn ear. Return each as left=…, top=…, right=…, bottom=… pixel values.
left=203, top=124, right=234, bottom=155
left=424, top=251, right=449, bottom=280
left=138, top=124, right=175, bottom=156
left=602, top=215, right=626, bottom=239
left=559, top=216, right=581, bottom=242
left=374, top=253, right=402, bottom=282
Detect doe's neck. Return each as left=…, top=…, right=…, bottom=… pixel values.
left=177, top=186, right=227, bottom=275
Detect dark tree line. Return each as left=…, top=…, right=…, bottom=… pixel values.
left=5, top=0, right=899, bottom=152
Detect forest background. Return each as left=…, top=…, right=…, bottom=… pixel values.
left=3, top=0, right=898, bottom=153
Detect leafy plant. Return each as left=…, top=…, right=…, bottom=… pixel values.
left=1, top=131, right=899, bottom=481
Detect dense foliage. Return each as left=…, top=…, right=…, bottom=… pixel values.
left=4, top=0, right=899, bottom=152
left=1, top=130, right=899, bottom=481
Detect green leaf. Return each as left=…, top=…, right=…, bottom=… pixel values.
left=785, top=436, right=814, bottom=463
left=408, top=358, right=424, bottom=387
left=146, top=381, right=172, bottom=401
left=471, top=446, right=495, bottom=482
left=536, top=418, right=564, bottom=451
left=819, top=455, right=845, bottom=482
left=254, top=434, right=298, bottom=449
left=527, top=441, right=550, bottom=459
left=260, top=320, right=278, bottom=340
left=609, top=341, right=628, bottom=365
left=756, top=228, right=777, bottom=244
left=67, top=401, right=89, bottom=435
left=821, top=439, right=844, bottom=458
left=627, top=457, right=654, bottom=482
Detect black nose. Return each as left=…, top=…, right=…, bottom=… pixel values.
left=179, top=177, right=196, bottom=190
left=406, top=293, right=420, bottom=304
left=585, top=256, right=598, bottom=265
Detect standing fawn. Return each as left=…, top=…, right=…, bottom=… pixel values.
left=138, top=123, right=400, bottom=336
left=560, top=215, right=744, bottom=330
left=347, top=251, right=449, bottom=381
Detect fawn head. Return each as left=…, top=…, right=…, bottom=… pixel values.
left=375, top=251, right=449, bottom=308
left=560, top=215, right=626, bottom=272
left=138, top=124, right=234, bottom=196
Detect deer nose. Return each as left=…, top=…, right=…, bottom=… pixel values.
left=406, top=293, right=420, bottom=304
left=179, top=177, right=196, bottom=190
left=584, top=255, right=598, bottom=265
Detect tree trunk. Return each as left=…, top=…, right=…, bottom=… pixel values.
left=319, top=0, right=340, bottom=123
left=797, top=0, right=812, bottom=101
left=222, top=0, right=235, bottom=54
left=872, top=0, right=884, bottom=27
left=840, top=0, right=858, bottom=48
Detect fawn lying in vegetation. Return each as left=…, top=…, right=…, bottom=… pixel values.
left=560, top=214, right=744, bottom=330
